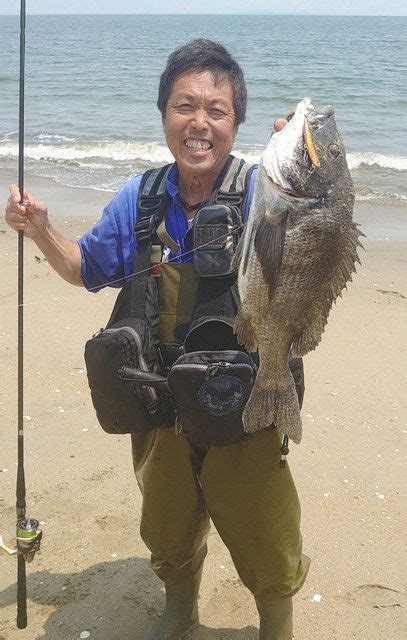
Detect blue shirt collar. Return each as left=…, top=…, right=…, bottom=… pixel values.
left=166, top=162, right=179, bottom=198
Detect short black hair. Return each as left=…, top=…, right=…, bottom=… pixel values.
left=157, top=38, right=247, bottom=127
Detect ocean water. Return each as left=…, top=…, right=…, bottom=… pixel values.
left=0, top=14, right=406, bottom=205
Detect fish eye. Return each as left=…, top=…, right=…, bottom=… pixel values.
left=328, top=144, right=340, bottom=158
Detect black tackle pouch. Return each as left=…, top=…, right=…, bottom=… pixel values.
left=167, top=350, right=304, bottom=447
left=168, top=349, right=257, bottom=447
left=193, top=204, right=241, bottom=277
left=84, top=280, right=173, bottom=435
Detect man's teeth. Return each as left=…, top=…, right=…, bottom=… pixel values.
left=185, top=139, right=212, bottom=151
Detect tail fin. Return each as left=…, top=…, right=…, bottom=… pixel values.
left=243, top=370, right=302, bottom=444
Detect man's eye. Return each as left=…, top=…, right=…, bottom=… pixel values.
left=177, top=104, right=194, bottom=112
left=209, top=108, right=226, bottom=118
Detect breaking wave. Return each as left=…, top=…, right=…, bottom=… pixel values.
left=0, top=135, right=406, bottom=205
left=1, top=137, right=406, bottom=171
left=347, top=152, right=407, bottom=172
left=0, top=138, right=175, bottom=164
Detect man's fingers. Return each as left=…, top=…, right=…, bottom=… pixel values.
left=11, top=212, right=28, bottom=224
left=5, top=205, right=27, bottom=225
left=7, top=197, right=26, bottom=215
left=273, top=118, right=288, bottom=132
left=24, top=191, right=36, bottom=206
left=8, top=184, right=22, bottom=204
left=13, top=221, right=28, bottom=231
left=22, top=191, right=32, bottom=207
left=272, top=107, right=297, bottom=133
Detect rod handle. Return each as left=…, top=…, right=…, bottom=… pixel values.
left=17, top=554, right=27, bottom=628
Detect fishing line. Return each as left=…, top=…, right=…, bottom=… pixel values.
left=5, top=136, right=320, bottom=314
left=4, top=165, right=323, bottom=315
left=1, top=221, right=247, bottom=312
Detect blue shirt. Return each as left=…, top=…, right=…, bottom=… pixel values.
left=78, top=162, right=258, bottom=293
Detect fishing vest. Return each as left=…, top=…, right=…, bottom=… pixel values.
left=135, top=156, right=255, bottom=359
left=84, top=156, right=304, bottom=448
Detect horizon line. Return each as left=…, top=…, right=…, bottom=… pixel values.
left=1, top=12, right=406, bottom=17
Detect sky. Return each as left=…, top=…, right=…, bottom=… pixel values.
left=1, top=0, right=406, bottom=16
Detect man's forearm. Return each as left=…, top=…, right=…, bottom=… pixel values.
left=34, top=223, right=84, bottom=287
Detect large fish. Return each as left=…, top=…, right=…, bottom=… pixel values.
left=234, top=97, right=363, bottom=444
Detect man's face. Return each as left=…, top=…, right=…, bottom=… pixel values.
left=163, top=70, right=237, bottom=180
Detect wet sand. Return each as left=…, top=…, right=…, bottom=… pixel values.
left=0, top=173, right=406, bottom=639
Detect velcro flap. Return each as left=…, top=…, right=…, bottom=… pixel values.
left=194, top=223, right=229, bottom=250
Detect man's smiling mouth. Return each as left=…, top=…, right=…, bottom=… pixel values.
left=184, top=138, right=213, bottom=151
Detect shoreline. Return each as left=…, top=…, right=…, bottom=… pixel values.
left=1, top=168, right=407, bottom=243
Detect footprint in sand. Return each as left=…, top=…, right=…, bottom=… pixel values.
left=377, top=288, right=405, bottom=299
left=339, top=583, right=405, bottom=610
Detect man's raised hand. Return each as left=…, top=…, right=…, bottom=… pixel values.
left=5, top=185, right=49, bottom=239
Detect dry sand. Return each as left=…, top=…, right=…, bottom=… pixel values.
left=0, top=174, right=406, bottom=639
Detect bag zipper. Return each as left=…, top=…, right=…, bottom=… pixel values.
left=173, top=361, right=255, bottom=383
left=174, top=362, right=253, bottom=371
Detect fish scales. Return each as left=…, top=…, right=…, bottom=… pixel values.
left=234, top=97, right=363, bottom=444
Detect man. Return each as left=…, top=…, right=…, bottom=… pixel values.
left=5, top=39, right=309, bottom=640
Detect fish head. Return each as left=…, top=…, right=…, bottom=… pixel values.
left=262, top=97, right=353, bottom=199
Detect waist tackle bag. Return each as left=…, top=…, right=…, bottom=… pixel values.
left=167, top=350, right=257, bottom=446
left=167, top=350, right=305, bottom=447
left=84, top=283, right=173, bottom=435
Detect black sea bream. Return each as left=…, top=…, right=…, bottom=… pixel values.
left=234, top=97, right=363, bottom=443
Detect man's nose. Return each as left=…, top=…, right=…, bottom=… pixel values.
left=191, top=107, right=208, bottom=129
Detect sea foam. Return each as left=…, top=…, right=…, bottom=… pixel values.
left=0, top=139, right=174, bottom=163
left=0, top=137, right=406, bottom=205
left=1, top=137, right=406, bottom=173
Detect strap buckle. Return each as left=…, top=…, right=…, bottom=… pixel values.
left=215, top=189, right=245, bottom=207
left=134, top=213, right=160, bottom=242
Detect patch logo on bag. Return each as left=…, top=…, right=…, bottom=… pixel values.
left=197, top=375, right=246, bottom=416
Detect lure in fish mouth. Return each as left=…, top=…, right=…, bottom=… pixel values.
left=262, top=97, right=351, bottom=199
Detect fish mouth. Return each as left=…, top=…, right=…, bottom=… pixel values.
left=304, top=103, right=334, bottom=167
left=262, top=97, right=334, bottom=191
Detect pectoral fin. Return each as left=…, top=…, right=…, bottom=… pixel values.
left=254, top=210, right=288, bottom=298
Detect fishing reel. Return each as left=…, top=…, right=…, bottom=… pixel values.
left=0, top=518, right=42, bottom=563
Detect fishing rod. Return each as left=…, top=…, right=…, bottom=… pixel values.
left=0, top=1, right=42, bottom=630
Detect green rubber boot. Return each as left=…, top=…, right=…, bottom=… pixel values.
left=255, top=594, right=293, bottom=640
left=140, top=565, right=203, bottom=640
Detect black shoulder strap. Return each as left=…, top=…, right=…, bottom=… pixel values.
left=214, top=155, right=256, bottom=220
left=134, top=164, right=172, bottom=242
left=129, top=164, right=172, bottom=319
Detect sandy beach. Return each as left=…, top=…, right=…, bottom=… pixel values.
left=0, top=172, right=406, bottom=639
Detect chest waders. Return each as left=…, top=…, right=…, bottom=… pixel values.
left=127, top=160, right=310, bottom=640
left=135, top=157, right=261, bottom=447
